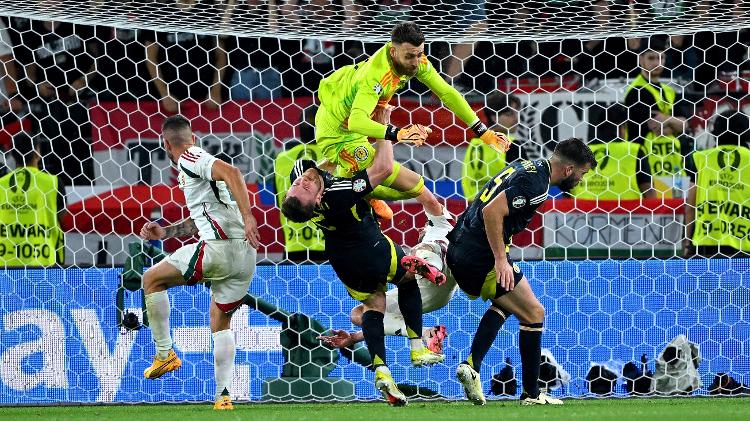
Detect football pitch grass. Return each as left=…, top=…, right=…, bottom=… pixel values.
left=2, top=397, right=749, bottom=421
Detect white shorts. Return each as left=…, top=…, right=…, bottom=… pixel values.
left=165, top=239, right=257, bottom=312
left=385, top=274, right=458, bottom=318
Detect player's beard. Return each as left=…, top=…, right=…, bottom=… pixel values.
left=393, top=59, right=417, bottom=77
left=558, top=174, right=578, bottom=191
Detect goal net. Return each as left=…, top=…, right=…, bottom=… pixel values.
left=1, top=0, right=749, bottom=404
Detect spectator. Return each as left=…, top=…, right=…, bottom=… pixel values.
left=13, top=19, right=99, bottom=186
left=570, top=104, right=656, bottom=200
left=94, top=25, right=154, bottom=101
left=684, top=109, right=750, bottom=258
left=461, top=92, right=524, bottom=201
left=0, top=133, right=65, bottom=267
left=144, top=0, right=228, bottom=112
left=222, top=2, right=286, bottom=100
left=623, top=35, right=689, bottom=145
left=273, top=105, right=325, bottom=262
left=0, top=19, right=22, bottom=115
left=224, top=36, right=284, bottom=101
left=0, top=18, right=28, bottom=156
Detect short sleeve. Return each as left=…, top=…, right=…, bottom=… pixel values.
left=684, top=153, right=697, bottom=183
left=503, top=175, right=542, bottom=215
left=636, top=145, right=652, bottom=185
left=178, top=147, right=217, bottom=181
left=323, top=170, right=373, bottom=209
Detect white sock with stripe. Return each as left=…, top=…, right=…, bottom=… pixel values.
left=213, top=329, right=235, bottom=399
left=145, top=290, right=172, bottom=360
left=382, top=312, right=408, bottom=337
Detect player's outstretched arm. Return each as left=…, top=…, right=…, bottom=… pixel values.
left=367, top=136, right=395, bottom=188
left=418, top=64, right=510, bottom=153
left=482, top=191, right=515, bottom=292
left=211, top=160, right=261, bottom=248
left=317, top=329, right=365, bottom=349
left=140, top=218, right=198, bottom=240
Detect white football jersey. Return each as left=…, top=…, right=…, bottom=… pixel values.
left=176, top=146, right=245, bottom=241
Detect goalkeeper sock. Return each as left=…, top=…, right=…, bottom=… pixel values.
left=397, top=279, right=424, bottom=351
left=213, top=329, right=235, bottom=399
left=519, top=322, right=544, bottom=398
left=465, top=304, right=509, bottom=371
left=361, top=310, right=387, bottom=368
left=145, top=290, right=172, bottom=360
left=382, top=312, right=408, bottom=337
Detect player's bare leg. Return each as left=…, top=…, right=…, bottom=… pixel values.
left=142, top=260, right=186, bottom=379
left=210, top=298, right=236, bottom=410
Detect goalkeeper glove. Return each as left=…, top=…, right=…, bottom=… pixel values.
left=470, top=120, right=511, bottom=153
left=385, top=124, right=432, bottom=146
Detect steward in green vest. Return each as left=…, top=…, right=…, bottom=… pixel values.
left=274, top=106, right=326, bottom=262
left=570, top=141, right=655, bottom=200
left=685, top=109, right=750, bottom=257
left=624, top=36, right=687, bottom=145
left=462, top=92, right=525, bottom=201
left=0, top=134, right=64, bottom=267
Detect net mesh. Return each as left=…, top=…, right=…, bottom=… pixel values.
left=0, top=1, right=749, bottom=41
left=0, top=0, right=749, bottom=404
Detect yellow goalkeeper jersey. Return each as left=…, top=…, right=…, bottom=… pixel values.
left=316, top=42, right=479, bottom=148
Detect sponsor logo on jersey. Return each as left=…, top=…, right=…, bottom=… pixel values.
left=353, top=178, right=367, bottom=192
left=512, top=196, right=527, bottom=208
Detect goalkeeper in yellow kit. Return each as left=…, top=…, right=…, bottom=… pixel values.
left=315, top=21, right=510, bottom=221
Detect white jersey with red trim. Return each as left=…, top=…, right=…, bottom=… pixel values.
left=176, top=146, right=245, bottom=241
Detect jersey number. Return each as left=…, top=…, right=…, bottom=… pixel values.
left=479, top=167, right=516, bottom=203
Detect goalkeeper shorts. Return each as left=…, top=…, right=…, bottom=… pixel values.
left=165, top=239, right=256, bottom=312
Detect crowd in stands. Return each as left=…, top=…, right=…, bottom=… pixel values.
left=1, top=0, right=749, bottom=265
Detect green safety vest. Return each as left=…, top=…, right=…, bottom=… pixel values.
left=644, top=132, right=685, bottom=176
left=623, top=74, right=676, bottom=141
left=0, top=167, right=63, bottom=266
left=571, top=142, right=643, bottom=200
left=692, top=145, right=750, bottom=251
left=274, top=144, right=325, bottom=254
left=461, top=134, right=514, bottom=201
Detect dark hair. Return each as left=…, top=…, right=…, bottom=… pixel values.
left=712, top=109, right=750, bottom=146
left=484, top=91, right=520, bottom=123
left=638, top=34, right=669, bottom=54
left=391, top=21, right=424, bottom=46
left=11, top=133, right=39, bottom=166
left=162, top=115, right=191, bottom=133
left=553, top=138, right=597, bottom=167
left=282, top=196, right=316, bottom=223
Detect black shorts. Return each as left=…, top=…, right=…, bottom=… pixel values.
left=327, top=235, right=406, bottom=302
left=447, top=241, right=524, bottom=301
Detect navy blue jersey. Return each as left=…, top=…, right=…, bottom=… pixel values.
left=449, top=159, right=551, bottom=246
left=290, top=159, right=380, bottom=243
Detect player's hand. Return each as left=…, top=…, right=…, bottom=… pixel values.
left=480, top=130, right=511, bottom=154
left=371, top=104, right=394, bottom=125
left=160, top=96, right=179, bottom=114
left=317, top=329, right=355, bottom=349
left=244, top=215, right=261, bottom=249
left=397, top=124, right=432, bottom=146
left=140, top=222, right=166, bottom=241
left=495, top=258, right=515, bottom=292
